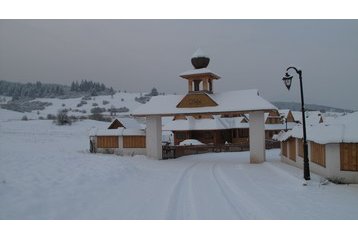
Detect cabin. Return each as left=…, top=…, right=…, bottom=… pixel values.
left=277, top=112, right=358, bottom=183
left=264, top=109, right=297, bottom=139
left=89, top=117, right=146, bottom=156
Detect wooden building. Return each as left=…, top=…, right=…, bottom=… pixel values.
left=90, top=117, right=146, bottom=156
left=277, top=112, right=358, bottom=183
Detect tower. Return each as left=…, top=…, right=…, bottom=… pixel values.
left=180, top=49, right=220, bottom=94
left=177, top=49, right=220, bottom=108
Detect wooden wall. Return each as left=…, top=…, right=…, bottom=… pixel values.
left=123, top=136, right=146, bottom=148
left=340, top=143, right=358, bottom=171
left=297, top=139, right=304, bottom=157
left=310, top=142, right=326, bottom=167
left=97, top=136, right=119, bottom=148
left=288, top=138, right=296, bottom=161
left=282, top=141, right=288, bottom=157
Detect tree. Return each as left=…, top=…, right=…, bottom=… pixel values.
left=56, top=109, right=72, bottom=125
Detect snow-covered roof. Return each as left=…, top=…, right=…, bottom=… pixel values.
left=277, top=112, right=358, bottom=144
left=192, top=48, right=208, bottom=58
left=163, top=115, right=249, bottom=131
left=278, top=109, right=290, bottom=119
left=291, top=111, right=323, bottom=125
left=110, top=117, right=142, bottom=129
left=179, top=68, right=220, bottom=79
left=89, top=127, right=145, bottom=137
left=265, top=122, right=297, bottom=131
left=132, top=89, right=277, bottom=117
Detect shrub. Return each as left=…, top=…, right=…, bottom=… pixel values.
left=38, top=116, right=44, bottom=120
left=55, top=109, right=72, bottom=125
left=102, top=100, right=109, bottom=105
left=92, top=103, right=98, bottom=107
left=90, top=107, right=106, bottom=114
left=47, top=114, right=56, bottom=120
left=21, top=115, right=28, bottom=121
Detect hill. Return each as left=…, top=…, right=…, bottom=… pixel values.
left=272, top=101, right=354, bottom=113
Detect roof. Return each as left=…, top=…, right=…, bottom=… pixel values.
left=163, top=115, right=249, bottom=131
left=132, top=89, right=277, bottom=117
left=277, top=111, right=358, bottom=144
left=278, top=109, right=291, bottom=119
left=109, top=117, right=142, bottom=129
left=179, top=68, right=220, bottom=79
left=89, top=127, right=145, bottom=137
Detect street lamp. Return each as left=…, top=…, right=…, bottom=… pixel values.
left=282, top=66, right=310, bottom=181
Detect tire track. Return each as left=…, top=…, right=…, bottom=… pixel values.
left=165, top=161, right=199, bottom=219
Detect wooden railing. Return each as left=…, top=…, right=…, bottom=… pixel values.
left=162, top=140, right=280, bottom=159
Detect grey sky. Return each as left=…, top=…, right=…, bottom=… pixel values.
left=0, top=20, right=357, bottom=110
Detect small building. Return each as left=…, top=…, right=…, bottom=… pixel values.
left=90, top=117, right=146, bottom=156
left=264, top=109, right=297, bottom=139
left=277, top=112, right=358, bottom=183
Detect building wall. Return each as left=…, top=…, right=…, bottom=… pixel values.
left=94, top=135, right=146, bottom=156
left=281, top=139, right=358, bottom=183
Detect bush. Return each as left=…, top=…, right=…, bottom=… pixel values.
left=38, top=116, right=44, bottom=120
left=108, top=106, right=129, bottom=113
left=47, top=114, right=56, bottom=120
left=90, top=107, right=106, bottom=114
left=55, top=109, right=72, bottom=125
left=102, top=100, right=109, bottom=105
left=62, top=103, right=66, bottom=107
left=82, top=96, right=92, bottom=100
left=88, top=113, right=111, bottom=122
left=21, top=115, right=28, bottom=121
left=92, top=103, right=98, bottom=107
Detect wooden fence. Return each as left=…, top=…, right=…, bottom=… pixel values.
left=162, top=140, right=280, bottom=159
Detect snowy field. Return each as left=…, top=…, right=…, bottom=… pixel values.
left=1, top=118, right=358, bottom=219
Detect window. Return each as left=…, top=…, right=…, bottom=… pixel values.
left=310, top=142, right=326, bottom=167
left=97, top=136, right=119, bottom=148
left=123, top=136, right=146, bottom=148
left=340, top=143, right=358, bottom=171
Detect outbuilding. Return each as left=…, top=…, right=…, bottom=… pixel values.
left=277, top=112, right=358, bottom=183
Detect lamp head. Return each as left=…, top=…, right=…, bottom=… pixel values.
left=282, top=72, right=293, bottom=90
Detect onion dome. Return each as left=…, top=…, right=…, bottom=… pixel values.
left=191, top=48, right=210, bottom=69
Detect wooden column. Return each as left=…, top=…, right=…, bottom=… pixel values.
left=188, top=79, right=193, bottom=92
left=249, top=111, right=265, bottom=163
left=203, top=78, right=209, bottom=91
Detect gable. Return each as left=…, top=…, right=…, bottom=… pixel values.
left=176, top=93, right=218, bottom=108
left=108, top=119, right=125, bottom=129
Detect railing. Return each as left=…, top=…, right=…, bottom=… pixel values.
left=162, top=140, right=280, bottom=159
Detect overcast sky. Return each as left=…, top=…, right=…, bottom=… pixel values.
left=0, top=20, right=357, bottom=110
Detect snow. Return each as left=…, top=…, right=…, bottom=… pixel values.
left=179, top=68, right=220, bottom=78
left=179, top=139, right=204, bottom=146
left=89, top=127, right=145, bottom=136
left=277, top=112, right=358, bottom=144
left=1, top=119, right=358, bottom=219
left=132, top=89, right=277, bottom=117
left=192, top=48, right=207, bottom=58
left=0, top=92, right=145, bottom=120
left=163, top=115, right=248, bottom=131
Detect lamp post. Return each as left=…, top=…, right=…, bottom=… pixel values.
left=282, top=66, right=310, bottom=180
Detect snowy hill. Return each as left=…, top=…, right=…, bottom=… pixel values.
left=0, top=92, right=147, bottom=121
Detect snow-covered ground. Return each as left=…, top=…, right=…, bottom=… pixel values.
left=1, top=119, right=358, bottom=219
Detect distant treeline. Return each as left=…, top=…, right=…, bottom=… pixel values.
left=70, top=80, right=114, bottom=95
left=0, top=80, right=114, bottom=100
